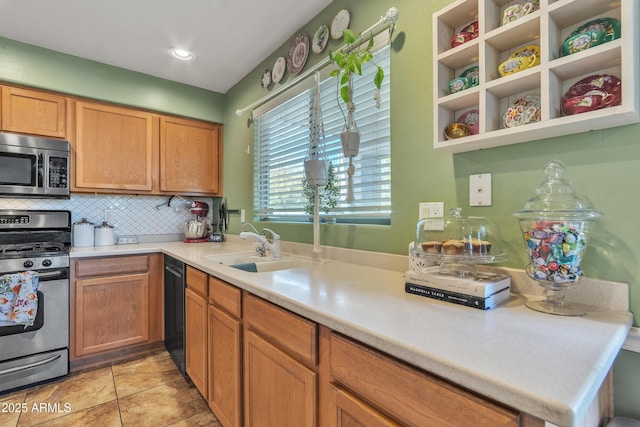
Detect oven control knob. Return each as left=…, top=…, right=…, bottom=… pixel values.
left=42, top=259, right=52, bottom=267
left=23, top=260, right=34, bottom=268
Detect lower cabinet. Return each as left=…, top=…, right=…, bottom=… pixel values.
left=185, top=266, right=209, bottom=398
left=326, top=384, right=399, bottom=427
left=70, top=254, right=162, bottom=370
left=208, top=276, right=243, bottom=427
left=243, top=292, right=318, bottom=427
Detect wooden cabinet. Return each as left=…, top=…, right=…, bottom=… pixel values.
left=243, top=293, right=318, bottom=427
left=433, top=0, right=639, bottom=152
left=0, top=86, right=68, bottom=138
left=185, top=266, right=208, bottom=398
left=160, top=116, right=222, bottom=195
left=326, top=384, right=399, bottom=427
left=323, top=329, right=519, bottom=427
left=207, top=277, right=242, bottom=427
left=73, top=100, right=158, bottom=192
left=70, top=254, right=162, bottom=369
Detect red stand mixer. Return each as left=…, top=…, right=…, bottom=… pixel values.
left=184, top=201, right=211, bottom=243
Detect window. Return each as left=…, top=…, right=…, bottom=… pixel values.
left=253, top=40, right=391, bottom=223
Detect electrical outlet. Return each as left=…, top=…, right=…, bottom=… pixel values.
left=240, top=209, right=245, bottom=223
left=419, top=202, right=445, bottom=230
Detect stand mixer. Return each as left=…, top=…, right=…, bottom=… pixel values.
left=184, top=201, right=211, bottom=243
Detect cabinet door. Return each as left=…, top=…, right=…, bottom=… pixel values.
left=186, top=287, right=208, bottom=398
left=74, top=101, right=157, bottom=192
left=74, top=273, right=149, bottom=357
left=1, top=86, right=67, bottom=138
left=244, top=329, right=316, bottom=427
left=160, top=116, right=221, bottom=195
left=208, top=304, right=242, bottom=427
left=327, top=384, right=399, bottom=427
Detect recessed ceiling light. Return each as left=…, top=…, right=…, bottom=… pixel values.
left=169, top=48, right=194, bottom=61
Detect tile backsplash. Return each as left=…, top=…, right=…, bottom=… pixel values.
left=0, top=194, right=218, bottom=240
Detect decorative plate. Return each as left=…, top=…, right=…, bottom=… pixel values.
left=562, top=74, right=621, bottom=115
left=272, top=56, right=286, bottom=84
left=503, top=95, right=541, bottom=128
left=460, top=66, right=479, bottom=86
left=459, top=109, right=480, bottom=134
left=330, top=9, right=350, bottom=39
left=260, top=69, right=272, bottom=89
left=312, top=25, right=329, bottom=54
left=287, top=33, right=309, bottom=75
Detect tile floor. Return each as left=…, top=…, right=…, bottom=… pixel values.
left=0, top=351, right=221, bottom=427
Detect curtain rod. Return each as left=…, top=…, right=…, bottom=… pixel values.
left=235, top=7, right=399, bottom=117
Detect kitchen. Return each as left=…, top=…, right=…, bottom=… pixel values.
left=0, top=0, right=639, bottom=426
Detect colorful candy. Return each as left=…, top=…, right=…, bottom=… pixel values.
left=522, top=221, right=587, bottom=283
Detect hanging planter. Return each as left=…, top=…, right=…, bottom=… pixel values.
left=304, top=72, right=328, bottom=187
left=329, top=29, right=384, bottom=201
left=304, top=158, right=328, bottom=187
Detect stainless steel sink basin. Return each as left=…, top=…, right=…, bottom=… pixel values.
left=205, top=252, right=302, bottom=273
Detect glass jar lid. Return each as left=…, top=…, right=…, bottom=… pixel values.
left=514, top=160, right=603, bottom=220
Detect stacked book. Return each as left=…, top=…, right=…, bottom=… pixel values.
left=404, top=268, right=511, bottom=310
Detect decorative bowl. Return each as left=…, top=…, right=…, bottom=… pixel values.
left=444, top=123, right=472, bottom=139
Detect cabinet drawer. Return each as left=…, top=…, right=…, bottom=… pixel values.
left=208, top=276, right=241, bottom=319
left=244, top=293, right=317, bottom=366
left=329, top=333, right=519, bottom=427
left=186, top=266, right=208, bottom=298
left=74, top=255, right=149, bottom=278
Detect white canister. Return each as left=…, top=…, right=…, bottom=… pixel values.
left=73, top=218, right=95, bottom=247
left=94, top=221, right=115, bottom=246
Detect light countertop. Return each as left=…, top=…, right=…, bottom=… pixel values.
left=71, top=238, right=633, bottom=427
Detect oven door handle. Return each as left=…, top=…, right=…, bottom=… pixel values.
left=0, top=353, right=61, bottom=377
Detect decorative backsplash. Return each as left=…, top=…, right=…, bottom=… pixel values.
left=0, top=194, right=218, bottom=240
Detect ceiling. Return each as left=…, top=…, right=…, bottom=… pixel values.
left=0, top=0, right=333, bottom=93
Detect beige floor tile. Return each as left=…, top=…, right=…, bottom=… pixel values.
left=29, top=400, right=122, bottom=427
left=167, top=410, right=222, bottom=427
left=0, top=391, right=27, bottom=427
left=17, top=367, right=116, bottom=426
left=119, top=379, right=209, bottom=427
left=112, top=351, right=184, bottom=398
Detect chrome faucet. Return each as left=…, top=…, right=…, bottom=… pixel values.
left=239, top=227, right=281, bottom=259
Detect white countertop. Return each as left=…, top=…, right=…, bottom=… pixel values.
left=71, top=239, right=633, bottom=427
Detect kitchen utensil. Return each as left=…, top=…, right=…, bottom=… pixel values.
left=73, top=218, right=94, bottom=247
left=95, top=221, right=115, bottom=246
left=184, top=201, right=211, bottom=242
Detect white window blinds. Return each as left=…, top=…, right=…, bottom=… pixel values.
left=253, top=42, right=391, bottom=222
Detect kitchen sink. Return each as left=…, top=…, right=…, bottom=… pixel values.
left=204, top=252, right=303, bottom=273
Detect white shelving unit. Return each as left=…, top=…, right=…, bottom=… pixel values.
left=432, top=0, right=639, bottom=153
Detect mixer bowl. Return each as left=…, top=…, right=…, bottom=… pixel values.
left=185, top=219, right=208, bottom=239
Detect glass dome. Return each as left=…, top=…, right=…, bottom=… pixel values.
left=412, top=208, right=506, bottom=272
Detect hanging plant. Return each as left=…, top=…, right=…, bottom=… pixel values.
left=329, top=29, right=384, bottom=202
left=302, top=163, right=339, bottom=215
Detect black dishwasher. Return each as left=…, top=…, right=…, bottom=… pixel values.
left=164, top=254, right=186, bottom=375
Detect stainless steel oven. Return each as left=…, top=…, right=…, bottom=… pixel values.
left=0, top=132, right=70, bottom=199
left=0, top=210, right=71, bottom=394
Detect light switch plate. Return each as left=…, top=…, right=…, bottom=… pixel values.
left=469, top=173, right=492, bottom=206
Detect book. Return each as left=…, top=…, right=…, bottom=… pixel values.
left=404, top=282, right=510, bottom=310
left=404, top=268, right=510, bottom=298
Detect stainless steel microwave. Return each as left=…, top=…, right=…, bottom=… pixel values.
left=0, top=132, right=70, bottom=198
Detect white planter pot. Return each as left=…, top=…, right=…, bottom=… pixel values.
left=304, top=159, right=328, bottom=186
left=340, top=131, right=360, bottom=157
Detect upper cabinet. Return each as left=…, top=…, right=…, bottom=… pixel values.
left=72, top=101, right=223, bottom=196
left=74, top=101, right=158, bottom=193
left=433, top=0, right=639, bottom=153
left=160, top=116, right=222, bottom=195
left=1, top=86, right=68, bottom=138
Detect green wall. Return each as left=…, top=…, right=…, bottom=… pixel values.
left=0, top=37, right=224, bottom=122
left=223, top=0, right=640, bottom=418
left=0, top=0, right=638, bottom=418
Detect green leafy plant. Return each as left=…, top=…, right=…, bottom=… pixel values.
left=329, top=29, right=384, bottom=106
left=302, top=163, right=339, bottom=215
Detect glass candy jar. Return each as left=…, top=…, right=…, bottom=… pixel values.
left=514, top=160, right=602, bottom=316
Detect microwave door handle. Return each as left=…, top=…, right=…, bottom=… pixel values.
left=37, top=153, right=44, bottom=188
